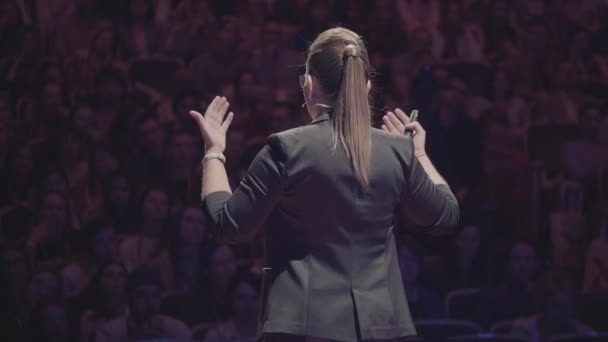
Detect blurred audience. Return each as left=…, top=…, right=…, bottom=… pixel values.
left=438, top=224, right=487, bottom=292
left=95, top=265, right=190, bottom=341
left=205, top=271, right=260, bottom=341
left=478, top=241, right=539, bottom=329
left=0, top=0, right=606, bottom=340
left=511, top=270, right=595, bottom=342
left=398, top=239, right=445, bottom=320
left=118, top=187, right=174, bottom=289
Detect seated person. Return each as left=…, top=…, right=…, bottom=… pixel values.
left=477, top=241, right=538, bottom=329
left=398, top=239, right=445, bottom=320
left=583, top=234, right=608, bottom=294
left=205, top=272, right=260, bottom=341
left=438, top=224, right=487, bottom=293
left=95, top=265, right=190, bottom=341
left=511, top=270, right=594, bottom=342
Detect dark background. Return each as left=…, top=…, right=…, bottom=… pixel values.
left=0, top=0, right=607, bottom=341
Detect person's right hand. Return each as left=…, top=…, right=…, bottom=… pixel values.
left=189, top=96, right=234, bottom=154
left=382, top=108, right=427, bottom=157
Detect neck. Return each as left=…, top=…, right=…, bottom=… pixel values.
left=46, top=222, right=65, bottom=241
left=182, top=242, right=201, bottom=254
left=142, top=219, right=162, bottom=237
left=311, top=106, right=331, bottom=120
left=179, top=244, right=200, bottom=264
left=182, top=241, right=200, bottom=250
left=93, top=52, right=110, bottom=61
left=144, top=148, right=162, bottom=160
left=170, top=164, right=191, bottom=180
left=107, top=295, right=127, bottom=314
left=213, top=280, right=229, bottom=296
left=132, top=18, right=146, bottom=26
left=309, top=108, right=322, bottom=120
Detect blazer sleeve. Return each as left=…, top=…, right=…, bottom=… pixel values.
left=399, top=142, right=460, bottom=235
left=201, top=134, right=286, bottom=243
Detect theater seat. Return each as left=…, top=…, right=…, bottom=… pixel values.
left=548, top=333, right=608, bottom=342
left=490, top=321, right=513, bottom=334
left=414, top=320, right=481, bottom=340
left=448, top=333, right=528, bottom=342
left=445, top=288, right=481, bottom=321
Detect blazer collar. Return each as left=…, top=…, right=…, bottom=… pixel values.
left=309, top=112, right=330, bottom=125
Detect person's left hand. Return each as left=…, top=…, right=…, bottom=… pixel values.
left=381, top=108, right=410, bottom=135
left=382, top=108, right=427, bottom=157
left=190, top=96, right=234, bottom=153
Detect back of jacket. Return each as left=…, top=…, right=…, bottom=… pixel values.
left=203, top=113, right=459, bottom=342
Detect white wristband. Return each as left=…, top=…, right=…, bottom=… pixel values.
left=202, top=152, right=226, bottom=165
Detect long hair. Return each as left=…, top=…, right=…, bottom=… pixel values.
left=168, top=205, right=211, bottom=283
left=79, top=261, right=128, bottom=321
left=306, top=27, right=373, bottom=189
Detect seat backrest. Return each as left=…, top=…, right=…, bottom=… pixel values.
left=192, top=322, right=217, bottom=340
left=448, top=333, right=528, bottom=342
left=415, top=320, right=481, bottom=339
left=445, top=288, right=481, bottom=321
left=548, top=333, right=608, bottom=342
left=490, top=320, right=514, bottom=334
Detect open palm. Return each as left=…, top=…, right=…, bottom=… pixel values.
left=382, top=108, right=427, bottom=157
left=189, top=96, right=234, bottom=153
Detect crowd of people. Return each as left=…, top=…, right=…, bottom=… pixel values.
left=0, top=0, right=607, bottom=341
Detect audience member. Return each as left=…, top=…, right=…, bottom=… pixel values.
left=95, top=265, right=190, bottom=341
left=102, top=172, right=135, bottom=233
left=122, top=0, right=167, bottom=58
left=398, top=239, right=445, bottom=320
left=438, top=224, right=487, bottom=293
left=205, top=272, right=260, bottom=341
left=170, top=205, right=209, bottom=291
left=28, top=299, right=75, bottom=342
left=26, top=192, right=83, bottom=265
left=119, top=187, right=174, bottom=289
left=478, top=241, right=539, bottom=329
left=199, top=244, right=239, bottom=322
left=80, top=262, right=128, bottom=323
left=26, top=267, right=62, bottom=319
left=0, top=246, right=30, bottom=339
left=511, top=270, right=595, bottom=342
left=59, top=260, right=90, bottom=299
left=0, top=0, right=606, bottom=337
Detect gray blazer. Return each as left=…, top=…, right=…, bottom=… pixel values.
left=203, top=113, right=459, bottom=342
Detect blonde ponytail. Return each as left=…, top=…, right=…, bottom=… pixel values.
left=333, top=44, right=372, bottom=189
left=306, top=28, right=373, bottom=190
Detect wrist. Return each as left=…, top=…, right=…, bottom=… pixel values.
left=415, top=151, right=427, bottom=159
left=205, top=146, right=224, bottom=154
left=202, top=151, right=226, bottom=166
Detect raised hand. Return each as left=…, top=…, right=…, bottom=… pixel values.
left=382, top=108, right=427, bottom=157
left=189, top=96, right=234, bottom=153
left=381, top=108, right=410, bottom=135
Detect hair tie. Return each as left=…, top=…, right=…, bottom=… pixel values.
left=343, top=44, right=359, bottom=61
